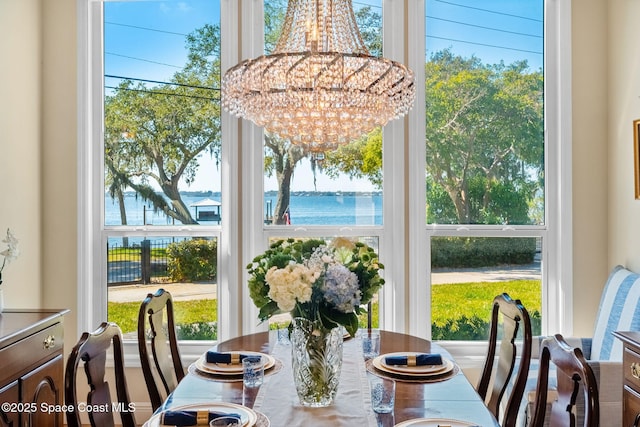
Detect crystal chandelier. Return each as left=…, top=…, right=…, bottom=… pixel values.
left=221, top=0, right=415, bottom=152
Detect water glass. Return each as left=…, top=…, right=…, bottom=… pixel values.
left=362, top=331, right=380, bottom=360
left=369, top=374, right=395, bottom=414
left=209, top=416, right=242, bottom=427
left=277, top=327, right=290, bottom=345
left=242, top=355, right=264, bottom=388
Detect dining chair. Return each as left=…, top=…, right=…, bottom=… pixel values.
left=529, top=334, right=599, bottom=427
left=477, top=293, right=533, bottom=427
left=137, top=288, right=185, bottom=411
left=64, top=322, right=136, bottom=427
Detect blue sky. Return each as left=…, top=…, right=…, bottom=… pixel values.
left=104, top=0, right=543, bottom=192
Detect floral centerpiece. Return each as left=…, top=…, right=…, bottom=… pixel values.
left=0, top=229, right=19, bottom=286
left=246, top=237, right=384, bottom=406
left=247, top=237, right=384, bottom=336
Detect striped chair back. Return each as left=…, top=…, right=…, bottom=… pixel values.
left=591, top=265, right=640, bottom=361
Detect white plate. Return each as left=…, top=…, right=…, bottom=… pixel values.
left=394, top=418, right=478, bottom=427
left=373, top=353, right=454, bottom=376
left=143, top=402, right=257, bottom=427
left=195, top=351, right=276, bottom=375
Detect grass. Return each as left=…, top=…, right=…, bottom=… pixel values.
left=108, top=298, right=217, bottom=334
left=431, top=279, right=541, bottom=327
left=107, top=279, right=541, bottom=337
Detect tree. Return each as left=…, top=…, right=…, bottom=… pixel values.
left=424, top=49, right=544, bottom=224
left=264, top=134, right=309, bottom=224
left=319, top=128, right=383, bottom=189
left=104, top=24, right=222, bottom=225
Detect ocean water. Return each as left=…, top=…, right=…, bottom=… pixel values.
left=105, top=192, right=383, bottom=227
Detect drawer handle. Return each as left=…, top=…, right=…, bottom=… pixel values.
left=43, top=335, right=55, bottom=349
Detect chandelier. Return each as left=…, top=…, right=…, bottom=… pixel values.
left=221, top=0, right=415, bottom=152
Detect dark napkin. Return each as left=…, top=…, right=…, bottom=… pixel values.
left=161, top=410, right=241, bottom=426
left=384, top=353, right=443, bottom=366
left=206, top=351, right=250, bottom=364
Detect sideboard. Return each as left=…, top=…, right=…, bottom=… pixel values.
left=0, top=309, right=70, bottom=427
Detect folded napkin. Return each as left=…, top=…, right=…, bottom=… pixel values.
left=384, top=353, right=443, bottom=366
left=206, top=351, right=250, bottom=364
left=161, top=410, right=241, bottom=426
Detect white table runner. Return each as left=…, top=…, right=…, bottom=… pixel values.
left=253, top=337, right=378, bottom=427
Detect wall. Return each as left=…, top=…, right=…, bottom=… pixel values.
left=0, top=0, right=43, bottom=308
left=608, top=3, right=640, bottom=275
left=571, top=0, right=610, bottom=337
left=41, top=0, right=79, bottom=346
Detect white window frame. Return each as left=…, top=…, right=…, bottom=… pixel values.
left=77, top=0, right=236, bottom=363
left=408, top=0, right=573, bottom=359
left=77, top=0, right=572, bottom=365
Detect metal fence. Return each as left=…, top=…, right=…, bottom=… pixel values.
left=107, top=239, right=169, bottom=285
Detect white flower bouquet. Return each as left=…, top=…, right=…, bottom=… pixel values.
left=247, top=237, right=384, bottom=336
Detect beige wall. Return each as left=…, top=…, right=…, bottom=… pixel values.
left=3, top=0, right=640, bottom=412
left=608, top=3, right=640, bottom=272
left=571, top=0, right=610, bottom=336
left=0, top=0, right=43, bottom=308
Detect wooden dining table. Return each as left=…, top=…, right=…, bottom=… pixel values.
left=155, top=330, right=499, bottom=427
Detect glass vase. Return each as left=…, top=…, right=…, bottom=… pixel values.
left=290, top=317, right=344, bottom=407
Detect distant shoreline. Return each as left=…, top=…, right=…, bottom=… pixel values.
left=112, top=190, right=384, bottom=198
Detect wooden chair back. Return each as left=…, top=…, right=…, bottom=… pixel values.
left=64, top=322, right=136, bottom=427
left=477, top=293, right=533, bottom=427
left=530, top=334, right=599, bottom=427
left=137, top=288, right=184, bottom=411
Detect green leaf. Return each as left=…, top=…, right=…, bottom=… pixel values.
left=258, top=300, right=280, bottom=321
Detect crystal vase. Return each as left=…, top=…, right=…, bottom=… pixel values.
left=290, top=317, right=343, bottom=407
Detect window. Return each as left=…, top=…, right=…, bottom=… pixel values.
left=79, top=0, right=570, bottom=357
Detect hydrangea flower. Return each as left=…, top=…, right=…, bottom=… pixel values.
left=322, top=264, right=361, bottom=313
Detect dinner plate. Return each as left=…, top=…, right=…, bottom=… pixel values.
left=373, top=353, right=454, bottom=376
left=394, top=418, right=478, bottom=427
left=143, top=402, right=258, bottom=427
left=195, top=351, right=276, bottom=375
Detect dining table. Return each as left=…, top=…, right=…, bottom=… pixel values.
left=150, top=330, right=500, bottom=427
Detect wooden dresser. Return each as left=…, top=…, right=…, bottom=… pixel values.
left=614, top=331, right=640, bottom=426
left=0, top=309, right=69, bottom=427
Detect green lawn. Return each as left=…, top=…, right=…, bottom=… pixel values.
left=432, top=279, right=541, bottom=326
left=108, top=298, right=217, bottom=334
left=108, top=279, right=541, bottom=340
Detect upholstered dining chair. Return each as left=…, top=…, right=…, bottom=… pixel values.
left=478, top=293, right=533, bottom=427
left=529, top=334, right=599, bottom=427
left=137, top=288, right=185, bottom=411
left=65, top=322, right=136, bottom=427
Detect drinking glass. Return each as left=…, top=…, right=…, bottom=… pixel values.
left=242, top=355, right=264, bottom=388
left=368, top=374, right=395, bottom=414
left=362, top=331, right=380, bottom=360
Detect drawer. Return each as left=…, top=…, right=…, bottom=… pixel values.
left=624, top=346, right=640, bottom=390
left=624, top=385, right=640, bottom=427
left=0, top=322, right=63, bottom=386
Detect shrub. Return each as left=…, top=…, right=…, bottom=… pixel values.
left=167, top=238, right=217, bottom=282
left=431, top=311, right=541, bottom=340
left=431, top=237, right=536, bottom=268
left=176, top=321, right=217, bottom=340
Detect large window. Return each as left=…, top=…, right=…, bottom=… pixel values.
left=424, top=0, right=545, bottom=341
left=79, top=0, right=570, bottom=354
